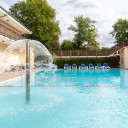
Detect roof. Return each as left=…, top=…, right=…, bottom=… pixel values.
left=0, top=6, right=32, bottom=34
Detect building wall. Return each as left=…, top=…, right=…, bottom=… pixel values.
left=0, top=43, right=8, bottom=53
left=0, top=19, right=23, bottom=54
left=0, top=20, right=22, bottom=35
left=120, top=47, right=128, bottom=69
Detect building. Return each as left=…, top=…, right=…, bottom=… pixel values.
left=0, top=6, right=32, bottom=55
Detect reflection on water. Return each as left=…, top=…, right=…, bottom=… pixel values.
left=120, top=70, right=128, bottom=86
left=0, top=69, right=128, bottom=88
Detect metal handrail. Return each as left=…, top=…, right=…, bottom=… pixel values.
left=108, top=41, right=128, bottom=55
left=51, top=41, right=128, bottom=57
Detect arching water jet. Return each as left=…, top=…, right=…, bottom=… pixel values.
left=0, top=39, right=56, bottom=103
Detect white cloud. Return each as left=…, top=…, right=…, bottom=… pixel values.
left=0, top=0, right=21, bottom=9
left=1, top=0, right=128, bottom=48
left=52, top=0, right=128, bottom=47
left=0, top=0, right=10, bottom=10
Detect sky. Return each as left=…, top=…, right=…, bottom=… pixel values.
left=1, top=0, right=128, bottom=47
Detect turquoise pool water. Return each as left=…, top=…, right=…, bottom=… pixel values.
left=0, top=69, right=128, bottom=128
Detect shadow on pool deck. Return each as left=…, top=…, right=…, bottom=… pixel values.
left=0, top=69, right=43, bottom=82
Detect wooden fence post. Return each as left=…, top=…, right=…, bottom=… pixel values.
left=70, top=50, right=72, bottom=58
left=105, top=50, right=107, bottom=57
left=61, top=50, right=62, bottom=57
left=96, top=50, right=97, bottom=58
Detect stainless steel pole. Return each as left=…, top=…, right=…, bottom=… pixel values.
left=25, top=41, right=30, bottom=103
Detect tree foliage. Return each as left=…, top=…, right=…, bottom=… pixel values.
left=101, top=47, right=109, bottom=51
left=68, top=16, right=99, bottom=49
left=110, top=18, right=128, bottom=43
left=48, top=36, right=61, bottom=50
left=61, top=40, right=73, bottom=50
left=9, top=0, right=61, bottom=50
left=81, top=40, right=100, bottom=50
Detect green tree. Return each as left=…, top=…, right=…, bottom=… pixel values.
left=81, top=40, right=100, bottom=50
left=88, top=40, right=100, bottom=50
left=101, top=47, right=109, bottom=51
left=110, top=18, right=128, bottom=43
left=61, top=40, right=73, bottom=50
left=49, top=36, right=61, bottom=50
left=68, top=16, right=99, bottom=49
left=9, top=0, right=61, bottom=50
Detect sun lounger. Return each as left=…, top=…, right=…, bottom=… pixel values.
left=81, top=64, right=88, bottom=70
left=89, top=64, right=94, bottom=69
left=72, top=64, right=77, bottom=70
left=64, top=64, right=69, bottom=70
left=104, top=63, right=110, bottom=69
left=96, top=63, right=104, bottom=69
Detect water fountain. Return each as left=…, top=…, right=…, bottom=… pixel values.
left=0, top=39, right=56, bottom=102
left=26, top=41, right=30, bottom=103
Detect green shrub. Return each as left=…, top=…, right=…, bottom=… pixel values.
left=53, top=57, right=120, bottom=68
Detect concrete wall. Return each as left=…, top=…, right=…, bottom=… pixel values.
left=120, top=47, right=128, bottom=69
left=0, top=43, right=8, bottom=53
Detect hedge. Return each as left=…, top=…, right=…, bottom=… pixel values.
left=53, top=57, right=120, bottom=69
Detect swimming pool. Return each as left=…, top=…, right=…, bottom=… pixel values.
left=0, top=69, right=128, bottom=128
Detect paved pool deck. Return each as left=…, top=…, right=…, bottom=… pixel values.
left=0, top=72, right=24, bottom=82
left=0, top=69, right=43, bottom=82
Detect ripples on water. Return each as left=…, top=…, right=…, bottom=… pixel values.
left=0, top=70, right=128, bottom=128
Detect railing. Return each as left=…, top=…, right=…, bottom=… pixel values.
left=108, top=41, right=128, bottom=55
left=50, top=50, right=108, bottom=57
left=0, top=24, right=25, bottom=40
left=50, top=41, right=128, bottom=57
